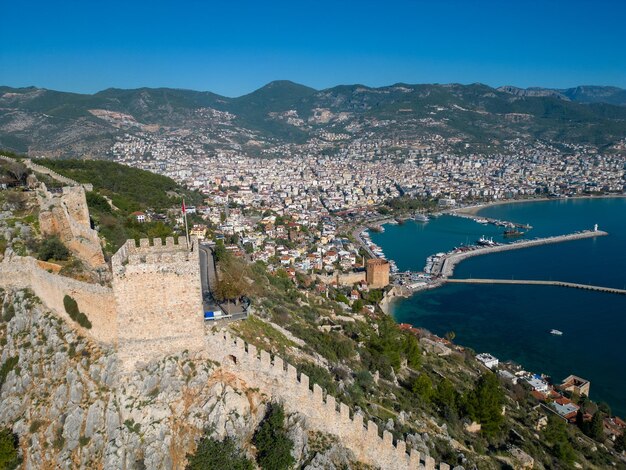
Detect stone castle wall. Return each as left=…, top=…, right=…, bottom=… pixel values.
left=0, top=237, right=206, bottom=369
left=0, top=242, right=452, bottom=468
left=37, top=185, right=106, bottom=269
left=315, top=271, right=366, bottom=286
left=0, top=255, right=117, bottom=344
left=112, top=237, right=205, bottom=371
left=206, top=329, right=450, bottom=470
left=23, top=158, right=93, bottom=191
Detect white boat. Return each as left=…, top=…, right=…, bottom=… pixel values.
left=476, top=236, right=496, bottom=247
left=414, top=213, right=429, bottom=222
left=475, top=218, right=489, bottom=224
left=550, top=329, right=563, bottom=336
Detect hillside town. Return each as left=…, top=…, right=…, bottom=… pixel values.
left=112, top=133, right=624, bottom=213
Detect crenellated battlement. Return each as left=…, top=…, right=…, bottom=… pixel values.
left=112, top=236, right=204, bottom=370
left=111, top=237, right=199, bottom=275
left=207, top=328, right=449, bottom=470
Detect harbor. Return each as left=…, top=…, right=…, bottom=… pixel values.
left=449, top=211, right=533, bottom=230
left=375, top=197, right=626, bottom=418
left=434, top=229, right=608, bottom=278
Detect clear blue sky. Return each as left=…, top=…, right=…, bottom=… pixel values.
left=1, top=0, right=625, bottom=96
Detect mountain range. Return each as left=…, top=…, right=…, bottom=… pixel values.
left=1, top=81, right=625, bottom=157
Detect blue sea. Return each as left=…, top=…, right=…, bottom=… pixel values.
left=371, top=197, right=626, bottom=417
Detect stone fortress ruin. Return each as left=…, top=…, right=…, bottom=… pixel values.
left=0, top=161, right=449, bottom=469
left=111, top=237, right=206, bottom=370
left=37, top=184, right=107, bottom=269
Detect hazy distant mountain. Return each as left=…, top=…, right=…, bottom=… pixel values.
left=1, top=81, right=625, bottom=157
left=498, top=85, right=626, bottom=106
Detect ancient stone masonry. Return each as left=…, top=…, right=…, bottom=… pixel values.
left=206, top=329, right=450, bottom=470
left=0, top=254, right=117, bottom=344
left=366, top=258, right=390, bottom=288
left=0, top=236, right=206, bottom=372
left=112, top=237, right=206, bottom=371
left=0, top=155, right=93, bottom=191
left=37, top=185, right=106, bottom=269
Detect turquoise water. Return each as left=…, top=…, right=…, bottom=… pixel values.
left=372, top=198, right=626, bottom=417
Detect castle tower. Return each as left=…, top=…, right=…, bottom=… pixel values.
left=366, top=258, right=390, bottom=289
left=111, top=237, right=205, bottom=370
left=37, top=185, right=106, bottom=269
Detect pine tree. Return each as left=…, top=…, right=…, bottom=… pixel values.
left=463, top=372, right=505, bottom=438
left=589, top=411, right=605, bottom=442
left=615, top=431, right=626, bottom=453
left=412, top=374, right=433, bottom=402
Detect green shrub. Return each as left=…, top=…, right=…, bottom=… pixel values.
left=0, top=236, right=7, bottom=256
left=29, top=420, right=44, bottom=433
left=0, top=356, right=19, bottom=390
left=63, top=295, right=92, bottom=329
left=186, top=436, right=253, bottom=470
left=253, top=403, right=295, bottom=470
left=37, top=236, right=70, bottom=262
left=2, top=303, right=15, bottom=322
left=85, top=191, right=112, bottom=214
left=63, top=295, right=79, bottom=318
left=543, top=414, right=576, bottom=465
left=0, top=429, right=20, bottom=469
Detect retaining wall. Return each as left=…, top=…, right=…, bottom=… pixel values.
left=206, top=329, right=450, bottom=470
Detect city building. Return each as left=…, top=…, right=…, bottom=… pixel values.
left=560, top=375, right=591, bottom=397
left=476, top=353, right=499, bottom=369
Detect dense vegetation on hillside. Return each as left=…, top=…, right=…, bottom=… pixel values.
left=34, top=159, right=202, bottom=212
left=28, top=159, right=204, bottom=255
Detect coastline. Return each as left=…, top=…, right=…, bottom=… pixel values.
left=452, top=194, right=626, bottom=216
left=379, top=196, right=626, bottom=418
left=376, top=194, right=626, bottom=314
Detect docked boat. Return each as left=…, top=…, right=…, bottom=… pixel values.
left=475, top=218, right=489, bottom=224
left=550, top=329, right=563, bottom=336
left=503, top=229, right=524, bottom=238
left=414, top=213, right=429, bottom=222
left=476, top=236, right=496, bottom=247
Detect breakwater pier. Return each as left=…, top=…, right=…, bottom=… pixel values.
left=450, top=211, right=532, bottom=230
left=447, top=278, right=626, bottom=295
left=433, top=230, right=608, bottom=278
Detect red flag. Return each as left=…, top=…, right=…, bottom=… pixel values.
left=182, top=199, right=186, bottom=214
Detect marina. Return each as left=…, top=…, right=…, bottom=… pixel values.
left=434, top=229, right=608, bottom=278
left=449, top=210, right=533, bottom=230
left=376, top=197, right=626, bottom=418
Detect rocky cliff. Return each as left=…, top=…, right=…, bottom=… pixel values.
left=0, top=288, right=365, bottom=469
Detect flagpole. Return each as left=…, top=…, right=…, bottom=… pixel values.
left=182, top=198, right=190, bottom=250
